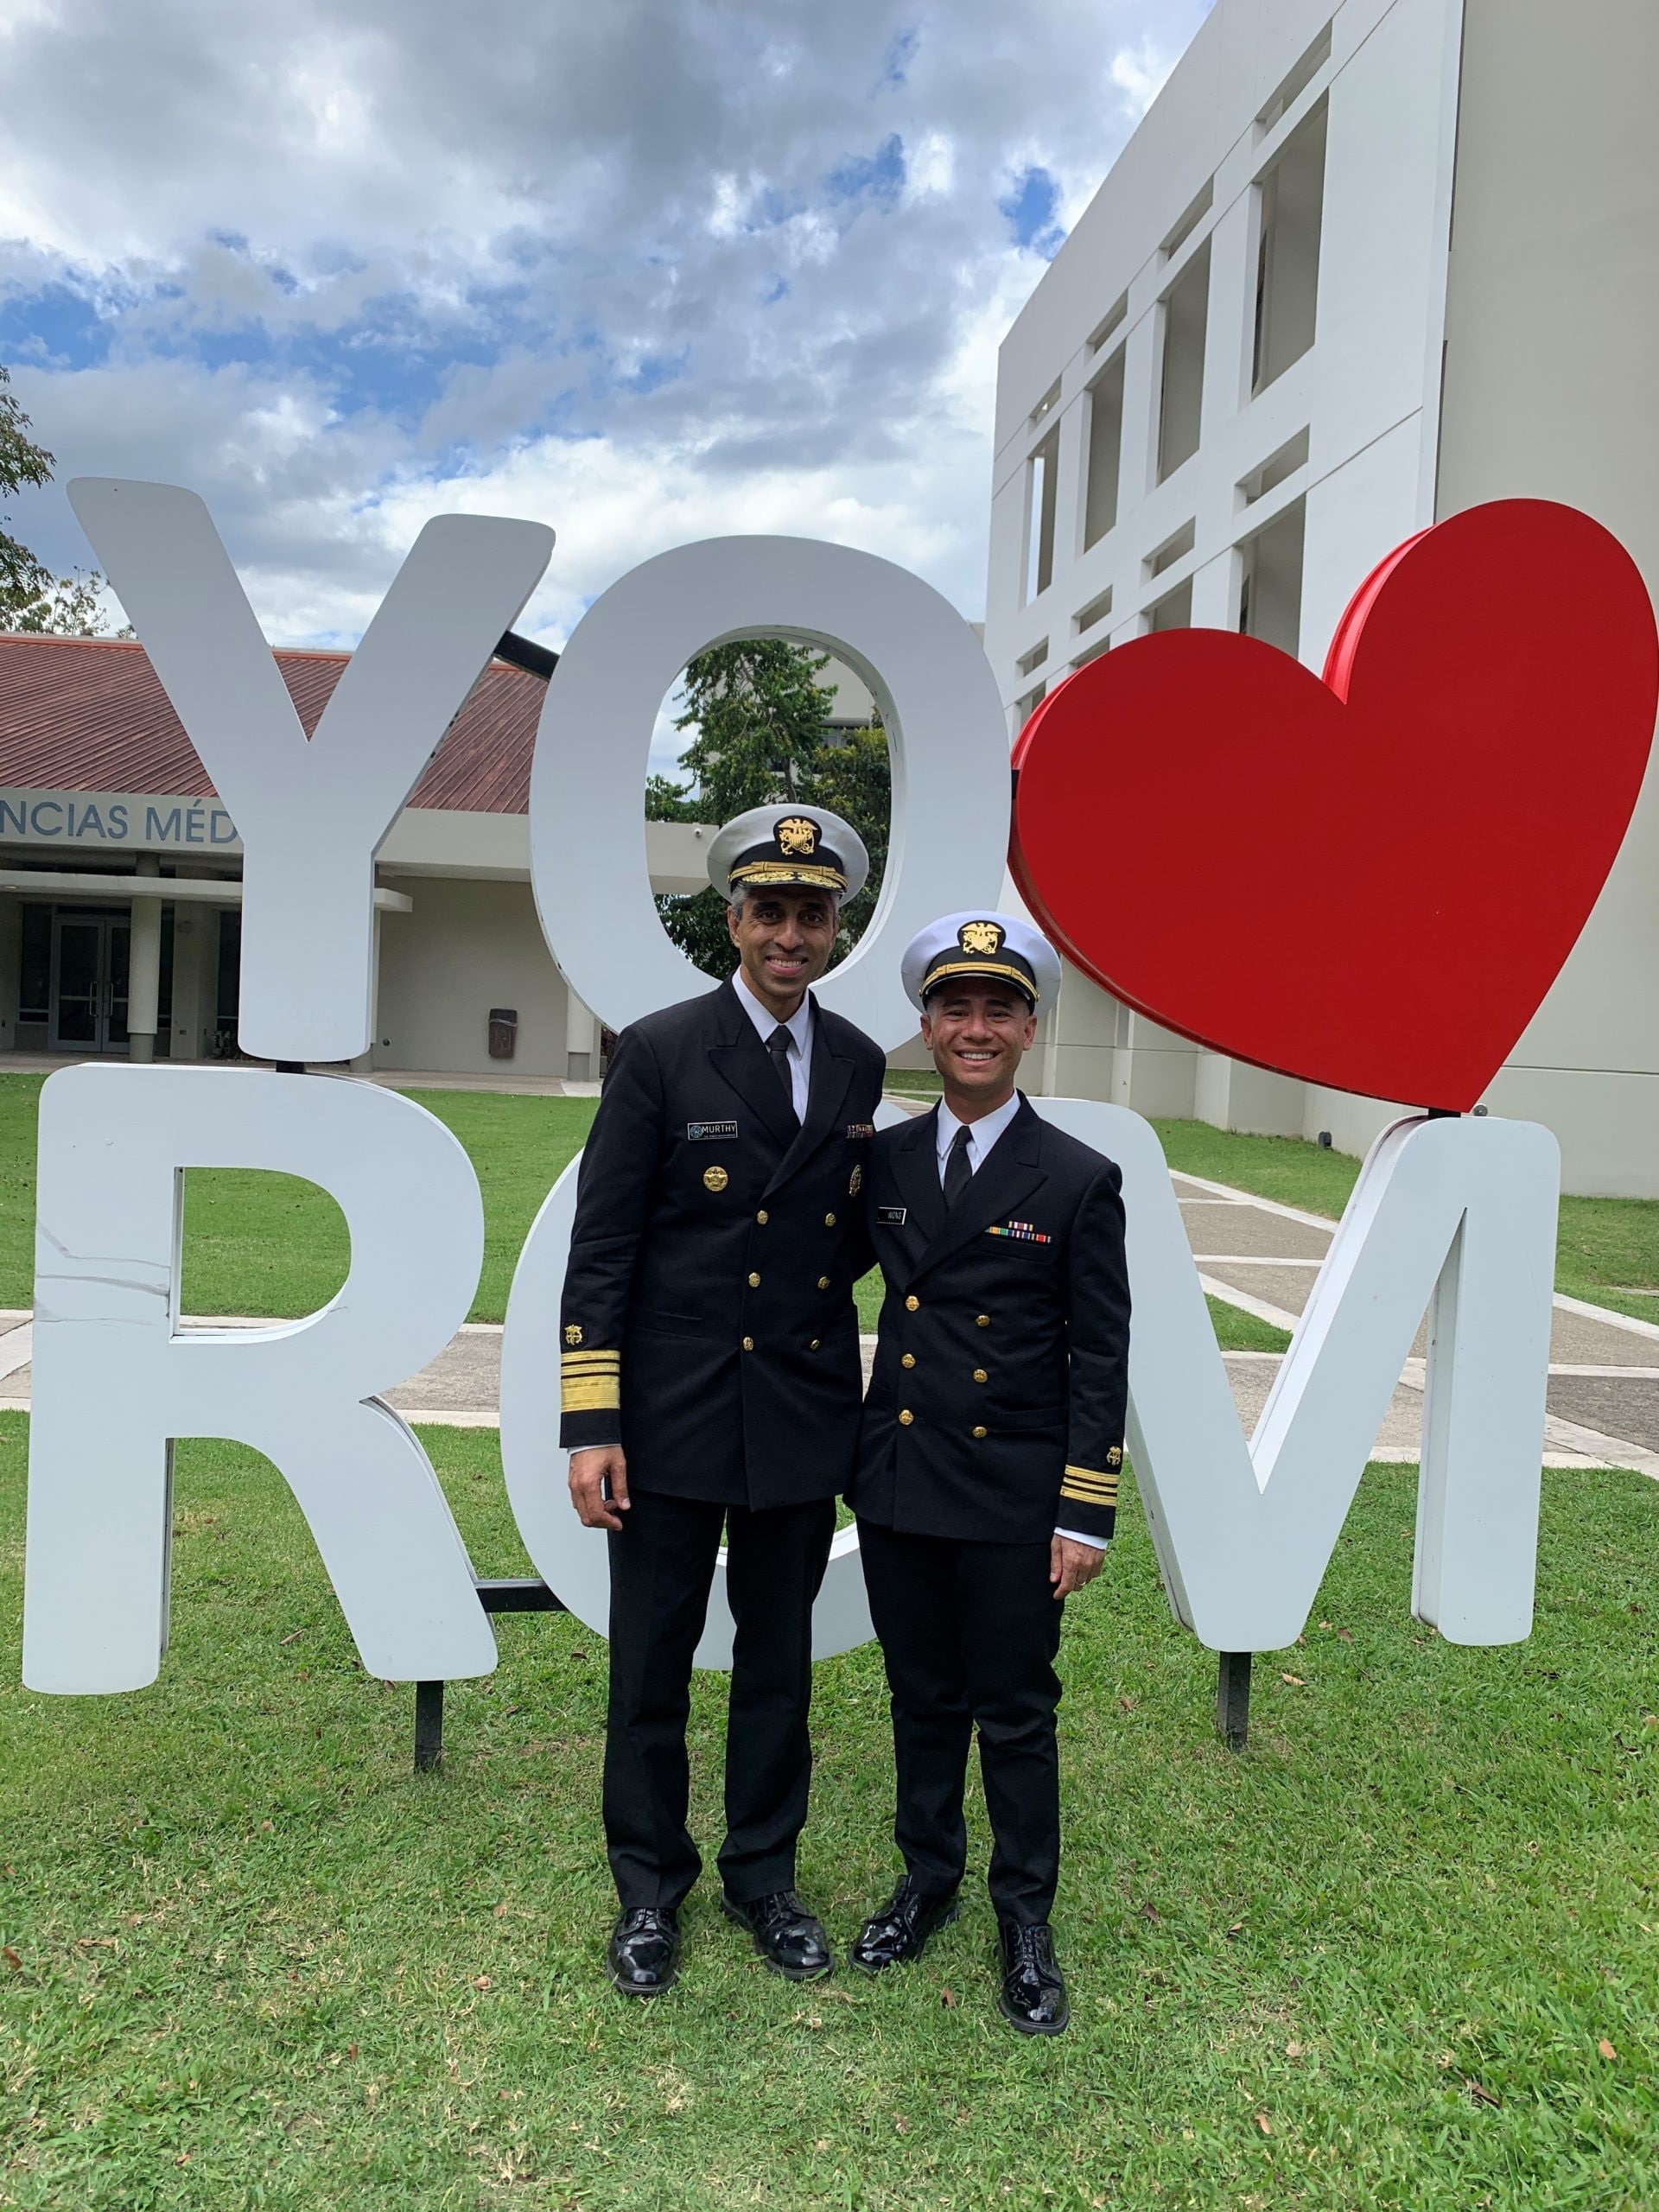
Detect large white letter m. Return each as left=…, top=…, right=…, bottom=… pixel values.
left=1035, top=1103, right=1560, bottom=1655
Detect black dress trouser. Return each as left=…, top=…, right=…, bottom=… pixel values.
left=856, top=1516, right=1065, bottom=1925
left=604, top=1487, right=836, bottom=1912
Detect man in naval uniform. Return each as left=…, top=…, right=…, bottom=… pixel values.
left=847, top=912, right=1130, bottom=2036
left=560, top=804, right=885, bottom=1997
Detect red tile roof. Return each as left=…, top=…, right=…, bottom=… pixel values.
left=0, top=632, right=548, bottom=815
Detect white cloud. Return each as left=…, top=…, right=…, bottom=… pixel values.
left=0, top=0, right=1217, bottom=680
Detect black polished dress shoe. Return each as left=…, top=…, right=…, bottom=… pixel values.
left=850, top=1876, right=962, bottom=1973
left=607, top=1905, right=681, bottom=1996
left=721, top=1888, right=833, bottom=1980
left=996, top=1921, right=1069, bottom=2035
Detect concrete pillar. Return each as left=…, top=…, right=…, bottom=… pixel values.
left=127, top=857, right=162, bottom=1065
left=565, top=985, right=596, bottom=1082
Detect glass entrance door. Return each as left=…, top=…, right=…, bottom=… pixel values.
left=48, top=911, right=132, bottom=1054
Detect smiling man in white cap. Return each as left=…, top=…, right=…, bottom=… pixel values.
left=845, top=911, right=1130, bottom=2036
left=559, top=804, right=885, bottom=1997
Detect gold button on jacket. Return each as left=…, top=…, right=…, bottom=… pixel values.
left=901, top=1352, right=916, bottom=1369
left=905, top=1294, right=920, bottom=1312
left=747, top=1271, right=761, bottom=1287
left=898, top=1408, right=914, bottom=1426
left=973, top=1368, right=988, bottom=1383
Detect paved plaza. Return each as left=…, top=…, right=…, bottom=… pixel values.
left=4, top=1166, right=1654, bottom=1477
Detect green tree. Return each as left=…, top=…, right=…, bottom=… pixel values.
left=809, top=714, right=890, bottom=956
left=645, top=639, right=890, bottom=979
left=0, top=362, right=129, bottom=636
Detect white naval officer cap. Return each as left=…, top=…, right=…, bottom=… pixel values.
left=707, top=804, right=870, bottom=903
left=901, top=911, right=1064, bottom=1013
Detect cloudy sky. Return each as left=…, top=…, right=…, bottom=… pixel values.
left=0, top=0, right=1212, bottom=721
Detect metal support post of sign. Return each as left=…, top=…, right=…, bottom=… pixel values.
left=1217, top=1651, right=1252, bottom=1751
left=412, top=1577, right=568, bottom=1771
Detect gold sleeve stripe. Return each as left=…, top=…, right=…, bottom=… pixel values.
left=562, top=1376, right=622, bottom=1412
left=561, top=1351, right=620, bottom=1369
left=1060, top=1465, right=1118, bottom=1502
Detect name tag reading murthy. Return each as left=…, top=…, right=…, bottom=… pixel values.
left=687, top=1120, right=739, bottom=1141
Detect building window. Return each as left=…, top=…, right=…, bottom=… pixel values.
left=1237, top=496, right=1306, bottom=658
left=1238, top=427, right=1310, bottom=507
left=1145, top=518, right=1196, bottom=581
left=1157, top=240, right=1210, bottom=483
left=18, top=904, right=50, bottom=1023
left=1024, top=428, right=1059, bottom=603
left=1087, top=293, right=1128, bottom=355
left=1253, top=101, right=1327, bottom=394
left=214, top=908, right=241, bottom=1053
left=1074, top=586, right=1113, bottom=636
left=1257, top=24, right=1331, bottom=133
left=1082, top=351, right=1124, bottom=550
left=1016, top=639, right=1048, bottom=677
left=1162, top=180, right=1213, bottom=259
left=1017, top=680, right=1047, bottom=730
left=1148, top=579, right=1193, bottom=632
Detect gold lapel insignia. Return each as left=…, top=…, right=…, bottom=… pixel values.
left=702, top=1164, right=730, bottom=1192
left=849, top=1165, right=863, bottom=1197
left=959, top=918, right=1005, bottom=957
left=775, top=815, right=819, bottom=856
left=563, top=1323, right=583, bottom=1346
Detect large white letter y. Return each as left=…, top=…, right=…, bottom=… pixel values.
left=68, top=479, right=553, bottom=1063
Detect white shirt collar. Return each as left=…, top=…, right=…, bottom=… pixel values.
left=731, top=966, right=813, bottom=1055
left=935, top=1089, right=1022, bottom=1172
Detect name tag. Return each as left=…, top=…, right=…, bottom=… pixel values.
left=878, top=1205, right=907, bottom=1225
left=687, top=1120, right=739, bottom=1141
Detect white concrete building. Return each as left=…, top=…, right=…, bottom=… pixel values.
left=983, top=0, right=1659, bottom=1196
left=0, top=632, right=711, bottom=1081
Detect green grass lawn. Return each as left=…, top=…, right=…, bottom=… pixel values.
left=3, top=1412, right=1655, bottom=2209
left=1155, top=1118, right=1659, bottom=1329
left=0, top=1077, right=1649, bottom=1347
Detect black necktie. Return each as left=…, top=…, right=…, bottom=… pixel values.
left=766, top=1024, right=798, bottom=1124
left=943, top=1122, right=974, bottom=1209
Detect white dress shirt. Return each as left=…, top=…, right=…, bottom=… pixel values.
left=935, top=1092, right=1103, bottom=1554
left=934, top=1091, right=1022, bottom=1180
left=733, top=967, right=813, bottom=1122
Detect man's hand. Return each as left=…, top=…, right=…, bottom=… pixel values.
left=569, top=1445, right=630, bottom=1532
left=1050, top=1534, right=1103, bottom=1599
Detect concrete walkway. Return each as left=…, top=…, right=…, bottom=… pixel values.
left=3, top=1169, right=1654, bottom=1476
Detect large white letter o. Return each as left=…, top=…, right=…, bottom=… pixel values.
left=527, top=536, right=1010, bottom=1052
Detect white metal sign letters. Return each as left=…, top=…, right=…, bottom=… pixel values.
left=19, top=481, right=1563, bottom=1696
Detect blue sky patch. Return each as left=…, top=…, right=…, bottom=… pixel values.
left=823, top=133, right=906, bottom=208
left=999, top=166, right=1066, bottom=258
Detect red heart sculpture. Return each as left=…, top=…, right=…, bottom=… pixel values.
left=1010, top=499, right=1658, bottom=1110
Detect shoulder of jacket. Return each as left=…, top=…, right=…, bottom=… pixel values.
left=625, top=988, right=727, bottom=1051
left=815, top=1004, right=884, bottom=1065
left=872, top=1111, right=925, bottom=1157
left=1033, top=1114, right=1120, bottom=1185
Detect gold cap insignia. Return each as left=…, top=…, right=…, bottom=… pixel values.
left=775, top=816, right=819, bottom=856
left=959, top=919, right=1005, bottom=957
left=703, top=1164, right=730, bottom=1192
left=564, top=1323, right=583, bottom=1346
left=1106, top=1445, right=1123, bottom=1469
left=849, top=1165, right=863, bottom=1197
